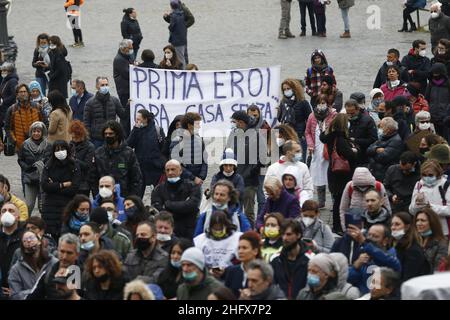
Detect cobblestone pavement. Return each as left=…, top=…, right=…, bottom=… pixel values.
left=2, top=0, right=431, bottom=221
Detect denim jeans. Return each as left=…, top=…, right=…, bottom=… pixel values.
left=341, top=8, right=350, bottom=31
left=174, top=45, right=187, bottom=69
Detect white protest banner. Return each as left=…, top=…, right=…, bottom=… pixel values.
left=129, top=65, right=281, bottom=136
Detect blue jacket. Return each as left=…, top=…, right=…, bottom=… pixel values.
left=406, top=0, right=426, bottom=9
left=168, top=9, right=187, bottom=47
left=194, top=203, right=251, bottom=237
left=348, top=242, right=401, bottom=295
left=127, top=122, right=164, bottom=169
left=69, top=91, right=93, bottom=121
left=331, top=234, right=362, bottom=265
left=92, top=184, right=126, bottom=222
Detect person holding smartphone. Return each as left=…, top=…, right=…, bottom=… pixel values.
left=299, top=200, right=334, bottom=253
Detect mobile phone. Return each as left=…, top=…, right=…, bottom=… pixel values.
left=344, top=212, right=362, bottom=228
left=303, top=238, right=313, bottom=243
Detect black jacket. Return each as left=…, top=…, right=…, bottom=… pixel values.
left=32, top=48, right=49, bottom=79
left=91, top=142, right=143, bottom=197
left=395, top=240, right=431, bottom=283
left=383, top=164, right=421, bottom=213
left=348, top=112, right=378, bottom=165
left=83, top=93, right=125, bottom=141
left=113, top=50, right=132, bottom=96
left=367, top=132, right=404, bottom=182
left=170, top=134, right=208, bottom=181
left=69, top=91, right=93, bottom=121
left=151, top=179, right=201, bottom=239
left=83, top=273, right=128, bottom=300
left=127, top=122, right=165, bottom=169
left=331, top=234, right=362, bottom=265
left=0, top=228, right=22, bottom=289
left=425, top=63, right=450, bottom=123
left=0, top=73, right=19, bottom=123
left=120, top=15, right=143, bottom=49
left=270, top=242, right=309, bottom=300
left=70, top=140, right=95, bottom=192
left=138, top=61, right=159, bottom=69
left=429, top=13, right=450, bottom=50
left=392, top=110, right=411, bottom=141
left=168, top=9, right=187, bottom=47
left=373, top=61, right=409, bottom=89
left=277, top=98, right=312, bottom=138
left=48, top=47, right=70, bottom=98
left=157, top=265, right=184, bottom=299
left=41, top=159, right=81, bottom=237
left=401, top=50, right=431, bottom=94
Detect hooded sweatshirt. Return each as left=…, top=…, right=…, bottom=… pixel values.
left=305, top=50, right=336, bottom=98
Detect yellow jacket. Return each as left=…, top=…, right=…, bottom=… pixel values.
left=10, top=194, right=29, bottom=222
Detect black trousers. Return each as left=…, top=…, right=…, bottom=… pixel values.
left=402, top=6, right=415, bottom=26
left=315, top=13, right=326, bottom=34
left=299, top=2, right=316, bottom=33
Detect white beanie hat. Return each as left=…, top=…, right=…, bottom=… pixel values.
left=220, top=148, right=238, bottom=167
left=181, top=247, right=205, bottom=270
left=309, top=253, right=339, bottom=276
left=369, top=88, right=384, bottom=100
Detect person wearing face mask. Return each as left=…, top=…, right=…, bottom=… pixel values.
left=384, top=151, right=421, bottom=212
left=32, top=33, right=51, bottom=96
left=260, top=213, right=284, bottom=262
left=380, top=66, right=408, bottom=102
left=68, top=80, right=92, bottom=122
left=0, top=62, right=19, bottom=140
left=390, top=212, right=430, bottom=283
left=89, top=207, right=131, bottom=262
left=282, top=170, right=302, bottom=202
left=429, top=3, right=450, bottom=51
left=367, top=117, right=404, bottom=182
left=299, top=200, right=334, bottom=253
left=170, top=112, right=208, bottom=186
left=425, top=143, right=450, bottom=181
left=305, top=50, right=336, bottom=107
left=194, top=212, right=242, bottom=278
left=159, top=44, right=183, bottom=70
left=0, top=203, right=22, bottom=299
left=406, top=112, right=436, bottom=158
left=52, top=267, right=83, bottom=300
left=127, top=109, right=165, bottom=197
left=8, top=231, right=58, bottom=300
left=346, top=223, right=400, bottom=295
left=373, top=48, right=410, bottom=89
left=47, top=36, right=70, bottom=99
left=91, top=121, right=142, bottom=197
left=124, top=221, right=169, bottom=284
left=60, top=194, right=91, bottom=236
left=154, top=211, right=178, bottom=253
left=367, top=89, right=384, bottom=125
left=318, top=77, right=343, bottom=112
left=413, top=208, right=448, bottom=271
left=273, top=124, right=300, bottom=158
left=431, top=38, right=450, bottom=76
left=209, top=148, right=245, bottom=205
left=40, top=140, right=81, bottom=238
left=83, top=250, right=128, bottom=300
left=297, top=252, right=359, bottom=300
left=4, top=84, right=44, bottom=151
left=277, top=79, right=312, bottom=162
left=77, top=222, right=115, bottom=267
left=122, top=196, right=151, bottom=241
left=83, top=77, right=125, bottom=148
left=410, top=160, right=450, bottom=237
left=157, top=238, right=193, bottom=300
left=121, top=8, right=143, bottom=59
left=28, top=81, right=51, bottom=124
left=195, top=180, right=251, bottom=237
left=152, top=159, right=201, bottom=239
left=401, top=39, right=431, bottom=95
left=425, top=62, right=450, bottom=139
left=340, top=167, right=392, bottom=232
left=46, top=90, right=73, bottom=144
left=99, top=199, right=132, bottom=238
left=305, top=95, right=337, bottom=208
left=0, top=175, right=28, bottom=223
left=92, top=176, right=126, bottom=222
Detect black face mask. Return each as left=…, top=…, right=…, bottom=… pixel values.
left=23, top=246, right=38, bottom=256
left=419, top=147, right=429, bottom=155
left=95, top=273, right=110, bottom=283
left=378, top=112, right=385, bottom=120
left=135, top=237, right=152, bottom=251
left=105, top=136, right=116, bottom=145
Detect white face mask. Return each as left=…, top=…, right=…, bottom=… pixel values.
left=156, top=233, right=171, bottom=242
left=302, top=217, right=315, bottom=227
left=276, top=138, right=285, bottom=147
left=223, top=170, right=234, bottom=177
left=431, top=12, right=439, bottom=19
left=438, top=49, right=446, bottom=55
left=419, top=49, right=427, bottom=57
left=54, top=150, right=67, bottom=161
left=1, top=212, right=16, bottom=227
left=418, top=122, right=431, bottom=130
left=390, top=80, right=400, bottom=87
left=392, top=229, right=405, bottom=240
left=386, top=61, right=394, bottom=66
left=99, top=187, right=113, bottom=199
left=1, top=72, right=8, bottom=78
left=165, top=52, right=173, bottom=60
left=49, top=44, right=57, bottom=50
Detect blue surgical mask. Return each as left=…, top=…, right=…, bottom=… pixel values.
left=74, top=211, right=89, bottom=221
left=307, top=273, right=321, bottom=288
left=81, top=240, right=95, bottom=251
left=420, top=229, right=433, bottom=237
left=230, top=122, right=237, bottom=130
left=182, top=271, right=198, bottom=282
left=213, top=202, right=228, bottom=211
left=99, top=86, right=109, bottom=95
left=40, top=45, right=48, bottom=50
left=284, top=89, right=294, bottom=98
left=423, top=176, right=437, bottom=187
left=171, top=260, right=181, bottom=268
left=167, top=177, right=181, bottom=184
left=293, top=152, right=302, bottom=162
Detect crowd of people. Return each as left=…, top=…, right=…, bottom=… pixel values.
left=1, top=0, right=450, bottom=301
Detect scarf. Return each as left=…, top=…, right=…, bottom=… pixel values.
left=24, top=137, right=49, bottom=156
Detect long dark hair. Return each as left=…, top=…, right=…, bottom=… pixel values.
left=123, top=7, right=134, bottom=17
left=47, top=140, right=76, bottom=168
left=159, top=44, right=182, bottom=70
left=62, top=194, right=91, bottom=224
left=159, top=238, right=193, bottom=276
left=48, top=90, right=70, bottom=116
left=20, top=230, right=51, bottom=272
left=207, top=211, right=237, bottom=239
left=392, top=212, right=420, bottom=250
left=124, top=195, right=150, bottom=223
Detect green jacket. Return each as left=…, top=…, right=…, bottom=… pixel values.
left=176, top=274, right=222, bottom=300
left=106, top=224, right=131, bottom=261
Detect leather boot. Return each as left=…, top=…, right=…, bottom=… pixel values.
left=398, top=22, right=408, bottom=32
left=408, top=22, right=417, bottom=32
left=285, top=29, right=295, bottom=38
left=340, top=31, right=351, bottom=38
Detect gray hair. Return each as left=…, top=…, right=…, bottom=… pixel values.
left=264, top=176, right=282, bottom=189
left=95, top=76, right=109, bottom=85
left=415, top=110, right=431, bottom=124
left=430, top=2, right=442, bottom=11
left=378, top=267, right=401, bottom=289
left=381, top=117, right=398, bottom=131
left=1, top=62, right=15, bottom=73
left=166, top=159, right=181, bottom=168
left=248, top=259, right=274, bottom=282
left=59, top=233, right=81, bottom=253
left=100, top=175, right=115, bottom=185
left=119, top=39, right=133, bottom=50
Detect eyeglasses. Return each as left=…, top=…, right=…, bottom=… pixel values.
left=419, top=120, right=430, bottom=124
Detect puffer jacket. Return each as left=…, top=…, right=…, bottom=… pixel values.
left=8, top=255, right=58, bottom=300
left=168, top=9, right=187, bottom=47
left=91, top=142, right=142, bottom=197
left=0, top=72, right=19, bottom=124
left=367, top=132, right=404, bottom=181
left=121, top=15, right=143, bottom=48
left=83, top=93, right=125, bottom=140
left=113, top=50, right=131, bottom=96
left=123, top=247, right=168, bottom=284
left=70, top=139, right=95, bottom=192
left=409, top=176, right=450, bottom=235
left=425, top=63, right=450, bottom=123
left=380, top=82, right=407, bottom=102
left=127, top=122, right=165, bottom=169
left=41, top=159, right=81, bottom=237
left=0, top=228, right=22, bottom=289
left=429, top=12, right=450, bottom=49
left=339, top=167, right=392, bottom=231
left=412, top=94, right=429, bottom=113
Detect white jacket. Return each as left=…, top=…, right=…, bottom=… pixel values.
left=409, top=176, right=450, bottom=235
left=264, top=156, right=314, bottom=206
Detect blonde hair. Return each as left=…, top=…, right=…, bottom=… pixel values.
left=281, top=79, right=305, bottom=102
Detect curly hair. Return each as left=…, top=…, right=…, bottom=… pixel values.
left=281, top=78, right=305, bottom=102
left=62, top=194, right=91, bottom=224
left=212, top=179, right=239, bottom=205
left=69, top=120, right=89, bottom=140
left=85, top=249, right=123, bottom=280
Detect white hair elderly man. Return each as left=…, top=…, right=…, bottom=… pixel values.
left=151, top=159, right=202, bottom=239
left=367, top=117, right=404, bottom=181
left=429, top=2, right=450, bottom=51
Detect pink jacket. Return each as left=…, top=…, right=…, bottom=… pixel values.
left=305, top=109, right=337, bottom=148
left=380, top=83, right=407, bottom=102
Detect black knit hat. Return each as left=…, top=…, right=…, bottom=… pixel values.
left=90, top=207, right=109, bottom=225
left=231, top=111, right=250, bottom=125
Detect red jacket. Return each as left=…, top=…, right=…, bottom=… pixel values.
left=380, top=83, right=407, bottom=101
left=412, top=94, right=429, bottom=113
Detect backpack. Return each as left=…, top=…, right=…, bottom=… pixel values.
left=348, top=181, right=382, bottom=199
